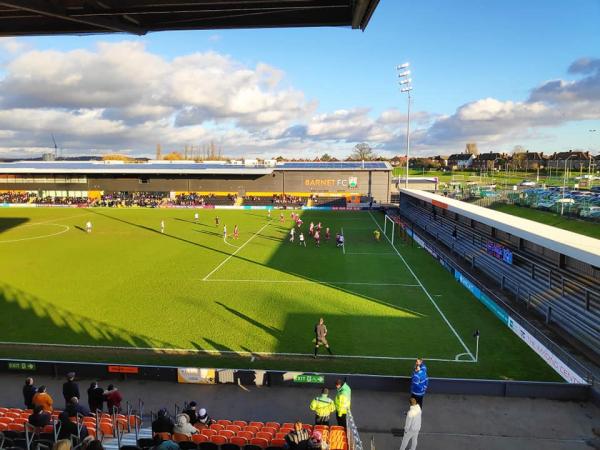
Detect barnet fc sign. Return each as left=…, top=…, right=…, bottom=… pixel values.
left=304, top=177, right=358, bottom=188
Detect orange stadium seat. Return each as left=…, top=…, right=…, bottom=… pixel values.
left=8, top=422, right=24, bottom=432
left=274, top=432, right=286, bottom=440
left=233, top=421, right=247, bottom=428
left=217, top=419, right=232, bottom=426
left=154, top=432, right=171, bottom=440
left=249, top=422, right=264, bottom=429
left=86, top=426, right=97, bottom=438
left=201, top=429, right=215, bottom=438
left=265, top=422, right=279, bottom=429
left=255, top=432, right=272, bottom=441
left=0, top=417, right=13, bottom=424
left=236, top=431, right=253, bottom=440
left=226, top=424, right=241, bottom=433
left=244, top=425, right=259, bottom=434
left=270, top=438, right=286, bottom=448
left=191, top=434, right=208, bottom=443
left=100, top=422, right=114, bottom=437
left=210, top=435, right=227, bottom=445
left=219, top=430, right=235, bottom=440
left=173, top=433, right=192, bottom=442
left=210, top=423, right=224, bottom=432
left=230, top=436, right=247, bottom=446
left=0, top=423, right=7, bottom=432
left=261, top=426, right=276, bottom=435
left=250, top=437, right=269, bottom=448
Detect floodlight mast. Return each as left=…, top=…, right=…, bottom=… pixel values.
left=397, top=62, right=412, bottom=188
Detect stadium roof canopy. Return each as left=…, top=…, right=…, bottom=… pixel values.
left=0, top=0, right=380, bottom=36
left=0, top=160, right=391, bottom=175
left=401, top=188, right=600, bottom=268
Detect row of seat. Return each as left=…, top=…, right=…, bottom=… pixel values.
left=403, top=202, right=600, bottom=351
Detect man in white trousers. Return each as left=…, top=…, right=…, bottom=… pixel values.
left=400, top=397, right=422, bottom=450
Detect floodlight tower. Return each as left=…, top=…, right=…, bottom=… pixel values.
left=397, top=63, right=412, bottom=188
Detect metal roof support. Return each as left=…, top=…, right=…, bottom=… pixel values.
left=0, top=0, right=146, bottom=34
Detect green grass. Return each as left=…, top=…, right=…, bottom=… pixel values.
left=488, top=204, right=600, bottom=239
left=0, top=207, right=560, bottom=381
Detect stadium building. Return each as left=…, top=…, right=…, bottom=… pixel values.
left=0, top=160, right=392, bottom=206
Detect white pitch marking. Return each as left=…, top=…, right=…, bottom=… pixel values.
left=28, top=212, right=92, bottom=226
left=369, top=211, right=475, bottom=361
left=346, top=252, right=396, bottom=255
left=202, top=279, right=419, bottom=287
left=0, top=340, right=475, bottom=363
left=203, top=223, right=269, bottom=281
left=0, top=223, right=70, bottom=244
left=223, top=235, right=240, bottom=249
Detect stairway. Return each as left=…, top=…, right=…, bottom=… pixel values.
left=102, top=426, right=152, bottom=450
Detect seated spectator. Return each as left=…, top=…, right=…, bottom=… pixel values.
left=56, top=412, right=89, bottom=442
left=104, top=384, right=122, bottom=413
left=33, top=385, right=54, bottom=413
left=285, top=421, right=310, bottom=449
left=151, top=433, right=179, bottom=450
left=181, top=402, right=198, bottom=424
left=82, top=440, right=103, bottom=450
left=65, top=397, right=91, bottom=417
left=152, top=408, right=174, bottom=434
left=196, top=408, right=215, bottom=427
left=87, top=382, right=104, bottom=413
left=28, top=404, right=51, bottom=428
left=307, top=430, right=329, bottom=449
left=172, top=413, right=197, bottom=437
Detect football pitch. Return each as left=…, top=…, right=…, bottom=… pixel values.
left=0, top=207, right=559, bottom=381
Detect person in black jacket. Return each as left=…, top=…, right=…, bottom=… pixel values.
left=87, top=382, right=104, bottom=413
left=65, top=397, right=91, bottom=417
left=23, top=377, right=37, bottom=409
left=151, top=409, right=174, bottom=434
left=62, top=372, right=80, bottom=407
left=28, top=405, right=51, bottom=428
left=56, top=411, right=88, bottom=441
left=181, top=402, right=198, bottom=424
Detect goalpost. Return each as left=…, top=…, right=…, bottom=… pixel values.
left=383, top=215, right=396, bottom=247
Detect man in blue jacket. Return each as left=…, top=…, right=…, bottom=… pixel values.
left=410, top=359, right=428, bottom=409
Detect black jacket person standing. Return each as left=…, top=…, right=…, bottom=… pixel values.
left=314, top=317, right=333, bottom=358
left=62, top=372, right=80, bottom=407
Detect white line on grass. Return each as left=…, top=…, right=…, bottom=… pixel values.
left=202, top=223, right=269, bottom=280
left=0, top=224, right=70, bottom=244
left=369, top=211, right=475, bottom=361
left=0, top=340, right=475, bottom=363
left=29, top=212, right=92, bottom=226
left=223, top=235, right=240, bottom=249
left=346, top=252, right=396, bottom=255
left=202, top=279, right=419, bottom=287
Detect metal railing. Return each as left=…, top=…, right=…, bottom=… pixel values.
left=346, top=410, right=363, bottom=450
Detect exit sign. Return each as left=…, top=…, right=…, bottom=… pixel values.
left=8, top=362, right=37, bottom=371
left=294, top=374, right=324, bottom=384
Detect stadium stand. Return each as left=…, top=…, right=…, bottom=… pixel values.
left=400, top=198, right=600, bottom=354
left=311, top=196, right=347, bottom=208
left=0, top=407, right=349, bottom=450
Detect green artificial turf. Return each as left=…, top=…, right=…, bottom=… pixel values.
left=0, top=207, right=560, bottom=381
left=489, top=204, right=600, bottom=239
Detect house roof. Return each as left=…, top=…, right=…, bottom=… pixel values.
left=448, top=154, right=473, bottom=161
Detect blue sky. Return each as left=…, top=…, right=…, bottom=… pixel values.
left=0, top=0, right=599, bottom=158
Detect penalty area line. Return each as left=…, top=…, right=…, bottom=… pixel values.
left=0, top=340, right=475, bottom=363
left=203, top=223, right=269, bottom=281
left=201, top=279, right=420, bottom=287
left=369, top=211, right=476, bottom=362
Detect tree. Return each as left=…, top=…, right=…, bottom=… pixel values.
left=321, top=153, right=333, bottom=161
left=349, top=143, right=375, bottom=160
left=102, top=154, right=132, bottom=161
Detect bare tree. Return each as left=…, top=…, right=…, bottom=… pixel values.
left=349, top=143, right=375, bottom=160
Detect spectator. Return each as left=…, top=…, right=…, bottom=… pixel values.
left=65, top=397, right=91, bottom=417
left=87, top=382, right=104, bottom=413
left=399, top=398, right=422, bottom=450
left=151, top=434, right=179, bottom=450
left=410, top=361, right=428, bottom=409
left=62, top=372, right=80, bottom=407
left=57, top=411, right=89, bottom=442
left=196, top=408, right=215, bottom=427
left=53, top=439, right=72, bottom=450
left=28, top=404, right=51, bottom=428
left=181, top=402, right=198, bottom=424
left=307, top=430, right=329, bottom=449
left=104, top=384, right=122, bottom=413
left=23, top=377, right=37, bottom=409
left=309, top=388, right=336, bottom=425
left=152, top=408, right=174, bottom=434
left=284, top=421, right=310, bottom=449
left=334, top=379, right=351, bottom=428
left=32, top=385, right=54, bottom=413
left=172, top=413, right=197, bottom=437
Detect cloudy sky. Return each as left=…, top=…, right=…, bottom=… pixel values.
left=0, top=0, right=599, bottom=159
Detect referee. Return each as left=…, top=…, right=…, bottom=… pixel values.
left=314, top=317, right=333, bottom=358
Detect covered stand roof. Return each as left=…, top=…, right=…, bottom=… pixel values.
left=0, top=0, right=380, bottom=36
left=0, top=160, right=391, bottom=174
left=401, top=189, right=600, bottom=268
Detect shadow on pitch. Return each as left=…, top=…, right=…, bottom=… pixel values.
left=0, top=217, right=29, bottom=234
